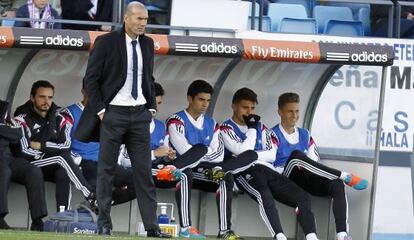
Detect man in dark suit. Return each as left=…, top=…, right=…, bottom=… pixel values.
left=60, top=0, right=113, bottom=31
left=76, top=2, right=170, bottom=237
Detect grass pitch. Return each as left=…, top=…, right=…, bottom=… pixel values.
left=0, top=230, right=170, bottom=240
left=0, top=230, right=223, bottom=240
left=0, top=230, right=273, bottom=239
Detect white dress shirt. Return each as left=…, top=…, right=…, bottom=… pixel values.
left=110, top=34, right=147, bottom=106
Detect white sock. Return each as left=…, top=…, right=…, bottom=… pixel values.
left=275, top=232, right=287, bottom=240
left=337, top=231, right=348, bottom=240
left=340, top=172, right=349, bottom=181
left=181, top=226, right=188, bottom=232
left=306, top=232, right=319, bottom=240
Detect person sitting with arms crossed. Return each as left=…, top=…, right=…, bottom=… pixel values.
left=13, top=80, right=96, bottom=213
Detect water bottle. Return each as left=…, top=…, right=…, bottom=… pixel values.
left=59, top=205, right=65, bottom=213
left=158, top=206, right=169, bottom=224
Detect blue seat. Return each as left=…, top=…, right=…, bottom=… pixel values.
left=272, top=0, right=314, bottom=16
left=324, top=20, right=364, bottom=36
left=279, top=18, right=317, bottom=34
left=268, top=3, right=308, bottom=32
left=248, top=2, right=260, bottom=16
left=1, top=20, right=15, bottom=26
left=248, top=16, right=272, bottom=32
left=313, top=5, right=354, bottom=34
left=324, top=2, right=370, bottom=19
left=358, top=7, right=371, bottom=36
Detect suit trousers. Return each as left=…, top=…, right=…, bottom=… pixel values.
left=9, top=157, right=48, bottom=220
left=0, top=158, right=47, bottom=220
left=0, top=155, right=10, bottom=217
left=97, top=105, right=158, bottom=231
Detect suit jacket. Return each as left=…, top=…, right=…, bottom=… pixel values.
left=75, top=27, right=156, bottom=142
left=60, top=0, right=112, bottom=30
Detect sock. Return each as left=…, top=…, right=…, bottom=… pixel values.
left=181, top=226, right=189, bottom=232
left=340, top=172, right=349, bottom=181
left=220, top=229, right=229, bottom=235
left=306, top=232, right=319, bottom=240
left=275, top=232, right=288, bottom=240
left=337, top=231, right=348, bottom=240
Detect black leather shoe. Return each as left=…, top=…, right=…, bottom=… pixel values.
left=98, top=226, right=112, bottom=235
left=0, top=218, right=12, bottom=230
left=147, top=229, right=172, bottom=238
left=30, top=219, right=43, bottom=232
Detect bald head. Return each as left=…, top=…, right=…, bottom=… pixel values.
left=124, top=1, right=149, bottom=39
left=125, top=2, right=147, bottom=16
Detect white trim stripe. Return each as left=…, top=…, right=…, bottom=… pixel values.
left=236, top=176, right=275, bottom=236
left=283, top=158, right=338, bottom=180
left=31, top=156, right=90, bottom=197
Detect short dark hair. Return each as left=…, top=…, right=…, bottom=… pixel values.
left=30, top=80, right=55, bottom=97
left=187, top=80, right=213, bottom=98
left=154, top=82, right=164, bottom=97
left=232, top=88, right=258, bottom=105
left=278, top=92, right=299, bottom=109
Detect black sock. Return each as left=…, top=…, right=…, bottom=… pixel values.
left=32, top=218, right=43, bottom=225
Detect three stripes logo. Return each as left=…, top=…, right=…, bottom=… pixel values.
left=175, top=43, right=199, bottom=53
left=326, top=52, right=350, bottom=62
left=20, top=36, right=44, bottom=45
left=169, top=36, right=243, bottom=57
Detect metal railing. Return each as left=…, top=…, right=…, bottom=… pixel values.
left=0, top=0, right=411, bottom=38
left=248, top=0, right=395, bottom=37
left=0, top=0, right=236, bottom=36
left=396, top=0, right=414, bottom=38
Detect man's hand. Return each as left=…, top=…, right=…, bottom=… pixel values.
left=407, top=12, right=414, bottom=20
left=1, top=11, right=16, bottom=18
left=242, top=114, right=261, bottom=129
left=167, top=148, right=176, bottom=161
left=30, top=141, right=41, bottom=150
left=154, top=146, right=170, bottom=158
left=98, top=112, right=105, bottom=121
left=100, top=25, right=112, bottom=32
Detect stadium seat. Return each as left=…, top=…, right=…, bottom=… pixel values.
left=324, top=19, right=364, bottom=36
left=272, top=0, right=314, bottom=16
left=268, top=3, right=308, bottom=32
left=280, top=17, right=317, bottom=34
left=248, top=2, right=260, bottom=16
left=1, top=20, right=15, bottom=26
left=248, top=16, right=272, bottom=32
left=358, top=7, right=371, bottom=36
left=324, top=2, right=370, bottom=19
left=313, top=5, right=354, bottom=34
